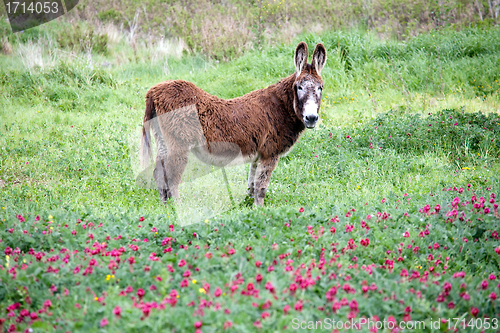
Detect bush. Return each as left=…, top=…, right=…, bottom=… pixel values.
left=57, top=25, right=109, bottom=55
left=333, top=109, right=500, bottom=164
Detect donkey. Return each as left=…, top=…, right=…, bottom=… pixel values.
left=140, top=42, right=327, bottom=205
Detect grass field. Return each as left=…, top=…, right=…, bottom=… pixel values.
left=1, top=21, right=500, bottom=332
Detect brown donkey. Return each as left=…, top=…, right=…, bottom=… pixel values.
left=140, top=42, right=327, bottom=205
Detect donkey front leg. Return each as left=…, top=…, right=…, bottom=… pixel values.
left=247, top=160, right=258, bottom=197
left=253, top=156, right=279, bottom=206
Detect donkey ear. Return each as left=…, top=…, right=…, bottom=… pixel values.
left=294, top=42, right=308, bottom=76
left=312, top=43, right=327, bottom=76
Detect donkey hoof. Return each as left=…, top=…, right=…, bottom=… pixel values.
left=159, top=189, right=170, bottom=202
left=254, top=197, right=264, bottom=206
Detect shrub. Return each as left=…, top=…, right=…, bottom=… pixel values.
left=57, top=25, right=109, bottom=55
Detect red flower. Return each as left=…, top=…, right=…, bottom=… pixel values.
left=299, top=207, right=304, bottom=213
left=139, top=216, right=145, bottom=222
left=113, top=306, right=122, bottom=317
left=255, top=261, right=262, bottom=268
left=194, top=321, right=202, bottom=329
left=214, top=287, right=222, bottom=297
left=100, top=318, right=109, bottom=327
left=471, top=307, right=479, bottom=317
left=137, top=288, right=145, bottom=299
left=481, top=280, right=489, bottom=290
left=294, top=300, right=303, bottom=312
left=265, top=282, right=275, bottom=293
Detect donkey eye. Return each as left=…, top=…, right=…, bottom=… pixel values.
left=298, top=86, right=303, bottom=91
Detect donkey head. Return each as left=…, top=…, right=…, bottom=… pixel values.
left=293, top=42, right=327, bottom=128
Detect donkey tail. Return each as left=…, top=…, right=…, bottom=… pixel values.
left=140, top=96, right=155, bottom=170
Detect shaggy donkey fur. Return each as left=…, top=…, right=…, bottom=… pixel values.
left=141, top=42, right=327, bottom=205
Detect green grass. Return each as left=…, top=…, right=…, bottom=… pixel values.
left=1, top=27, right=499, bottom=218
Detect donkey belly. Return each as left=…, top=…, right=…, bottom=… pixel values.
left=191, top=144, right=258, bottom=167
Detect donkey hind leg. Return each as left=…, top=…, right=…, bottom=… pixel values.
left=151, top=118, right=171, bottom=203
left=153, top=156, right=170, bottom=202
left=253, top=156, right=279, bottom=206
left=247, top=160, right=258, bottom=197
left=164, top=148, right=189, bottom=200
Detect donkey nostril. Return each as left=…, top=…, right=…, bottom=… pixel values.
left=305, top=114, right=318, bottom=123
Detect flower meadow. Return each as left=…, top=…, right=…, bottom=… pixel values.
left=1, top=185, right=500, bottom=332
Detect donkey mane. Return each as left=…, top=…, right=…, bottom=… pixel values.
left=141, top=42, right=327, bottom=205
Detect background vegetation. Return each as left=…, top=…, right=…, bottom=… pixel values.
left=2, top=0, right=500, bottom=59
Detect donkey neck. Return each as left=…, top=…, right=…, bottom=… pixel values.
left=269, top=73, right=297, bottom=115
left=256, top=73, right=306, bottom=157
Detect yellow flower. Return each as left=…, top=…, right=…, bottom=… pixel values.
left=176, top=295, right=179, bottom=298
left=106, top=275, right=110, bottom=281
left=2, top=207, right=5, bottom=209
left=111, top=275, right=115, bottom=279
left=48, top=215, right=53, bottom=219
left=204, top=219, right=209, bottom=223
left=199, top=288, right=206, bottom=294
left=95, top=297, right=98, bottom=301
left=192, top=279, right=197, bottom=284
